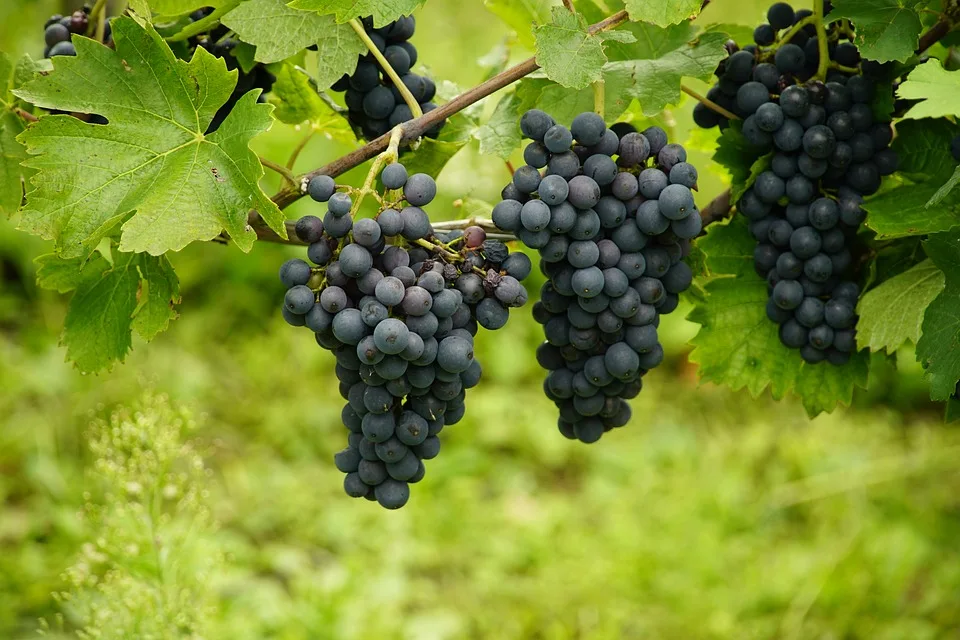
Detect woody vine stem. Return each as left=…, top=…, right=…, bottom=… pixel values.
left=249, top=9, right=957, bottom=246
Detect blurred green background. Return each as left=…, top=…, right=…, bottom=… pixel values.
left=2, top=0, right=960, bottom=638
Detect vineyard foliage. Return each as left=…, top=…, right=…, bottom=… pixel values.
left=1, top=0, right=959, bottom=419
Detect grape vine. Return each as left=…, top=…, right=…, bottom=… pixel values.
left=4, top=0, right=960, bottom=508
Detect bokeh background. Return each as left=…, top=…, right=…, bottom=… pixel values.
left=2, top=0, right=959, bottom=638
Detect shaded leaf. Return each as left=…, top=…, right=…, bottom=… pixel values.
left=916, top=232, right=960, bottom=400
left=828, top=0, right=925, bottom=63
left=856, top=259, right=944, bottom=353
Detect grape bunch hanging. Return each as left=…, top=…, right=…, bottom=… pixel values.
left=495, top=111, right=696, bottom=444
left=278, top=166, right=528, bottom=509
left=331, top=16, right=444, bottom=141
left=695, top=2, right=898, bottom=366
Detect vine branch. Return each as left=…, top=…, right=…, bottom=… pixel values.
left=250, top=4, right=955, bottom=245
left=918, top=16, right=955, bottom=54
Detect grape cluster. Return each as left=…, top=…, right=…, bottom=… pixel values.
left=279, top=165, right=527, bottom=508
left=331, top=15, right=444, bottom=140
left=41, top=6, right=91, bottom=59
left=700, top=8, right=899, bottom=364
left=188, top=9, right=276, bottom=134
left=494, top=110, right=697, bottom=443
left=693, top=2, right=890, bottom=131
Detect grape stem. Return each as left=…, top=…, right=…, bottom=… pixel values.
left=414, top=238, right=462, bottom=262
left=348, top=18, right=424, bottom=120
left=167, top=4, right=235, bottom=42
left=593, top=80, right=605, bottom=117
left=829, top=62, right=861, bottom=74
left=347, top=126, right=404, bottom=219
left=259, top=156, right=296, bottom=185
left=12, top=108, right=38, bottom=123
left=775, top=14, right=817, bottom=46
left=813, top=0, right=831, bottom=81
left=86, top=0, right=107, bottom=38
left=681, top=84, right=739, bottom=121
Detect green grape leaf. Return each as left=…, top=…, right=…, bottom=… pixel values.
left=232, top=42, right=259, bottom=74
left=897, top=59, right=960, bottom=119
left=827, top=0, right=925, bottom=63
left=703, top=22, right=754, bottom=46
left=287, top=0, right=424, bottom=27
left=515, top=77, right=596, bottom=125
left=149, top=0, right=237, bottom=15
left=856, top=259, right=944, bottom=353
left=132, top=254, right=180, bottom=341
left=863, top=119, right=960, bottom=238
left=398, top=138, right=468, bottom=179
left=927, top=165, right=960, bottom=207
left=35, top=253, right=98, bottom=294
left=624, top=0, right=703, bottom=27
left=0, top=53, right=30, bottom=218
left=533, top=7, right=636, bottom=90
left=688, top=218, right=869, bottom=416
left=517, top=30, right=727, bottom=123
left=14, top=17, right=286, bottom=258
left=916, top=232, right=960, bottom=400
left=39, top=250, right=181, bottom=373
left=269, top=64, right=356, bottom=144
left=475, top=92, right=522, bottom=160
left=712, top=121, right=772, bottom=201
left=483, top=0, right=553, bottom=50
left=603, top=31, right=728, bottom=116
left=223, top=0, right=365, bottom=88
left=603, top=21, right=697, bottom=62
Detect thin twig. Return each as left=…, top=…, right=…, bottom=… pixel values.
left=349, top=18, right=423, bottom=119
left=14, top=108, right=38, bottom=123
left=561, top=0, right=576, bottom=11
left=775, top=14, right=817, bottom=46
left=286, top=130, right=316, bottom=171
left=681, top=85, right=739, bottom=120
left=259, top=156, right=296, bottom=185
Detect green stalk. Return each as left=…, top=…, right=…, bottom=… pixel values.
left=348, top=126, right=404, bottom=219
left=593, top=80, right=605, bottom=117
left=348, top=18, right=423, bottom=119
left=813, top=0, right=831, bottom=80
left=166, top=3, right=237, bottom=43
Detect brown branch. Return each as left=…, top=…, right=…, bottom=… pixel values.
left=14, top=108, right=38, bottom=123
left=255, top=10, right=630, bottom=227
left=700, top=189, right=733, bottom=227
left=917, top=17, right=954, bottom=55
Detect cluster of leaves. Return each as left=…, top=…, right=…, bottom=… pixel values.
left=0, top=0, right=959, bottom=419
